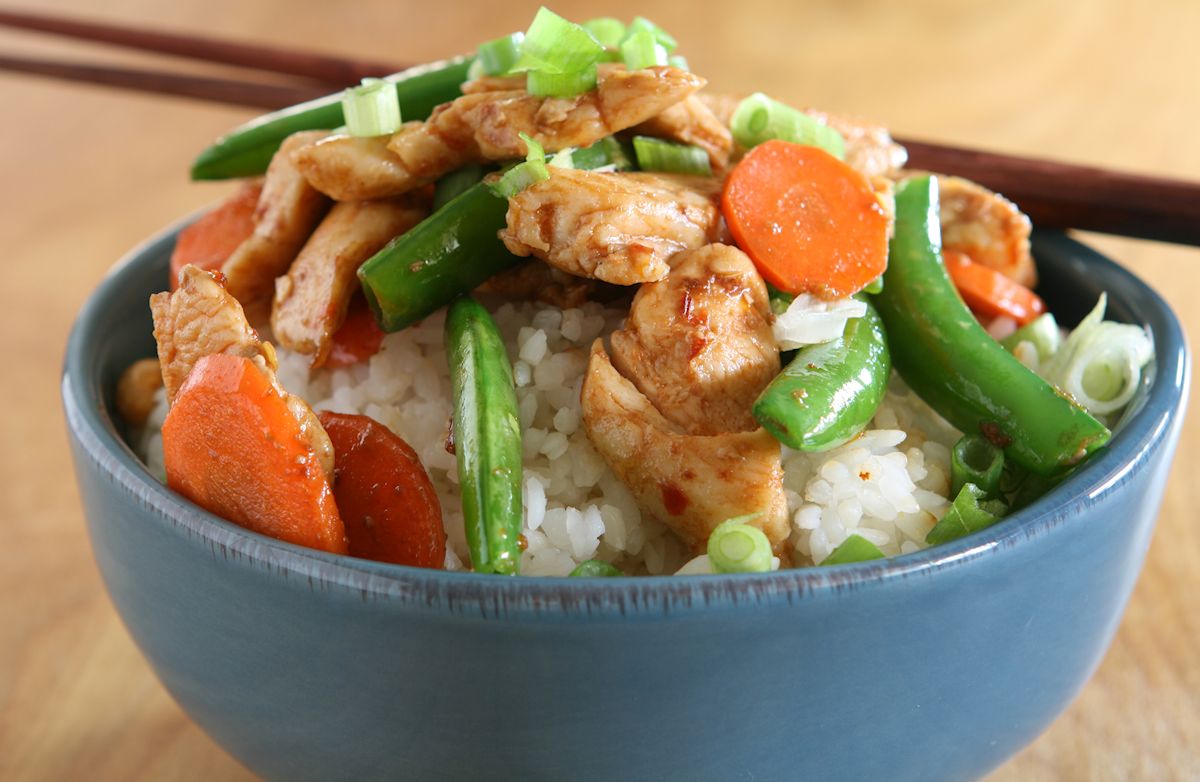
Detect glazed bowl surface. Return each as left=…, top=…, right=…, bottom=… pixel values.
left=63, top=225, right=1188, bottom=782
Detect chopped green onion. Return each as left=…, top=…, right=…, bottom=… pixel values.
left=620, top=29, right=668, bottom=69
left=341, top=78, right=402, bottom=137
left=526, top=65, right=598, bottom=98
left=433, top=164, right=487, bottom=210
left=863, top=275, right=884, bottom=295
left=632, top=135, right=712, bottom=176
left=707, top=519, right=772, bottom=573
left=1037, top=294, right=1153, bottom=416
left=569, top=560, right=623, bottom=577
left=1000, top=312, right=1061, bottom=359
left=626, top=16, right=678, bottom=52
left=730, top=92, right=845, bottom=159
left=667, top=54, right=690, bottom=71
left=926, top=483, right=1007, bottom=546
left=950, top=434, right=1005, bottom=499
left=767, top=284, right=795, bottom=316
left=488, top=132, right=550, bottom=198
left=548, top=148, right=575, bottom=169
left=476, top=32, right=525, bottom=76
left=583, top=17, right=626, bottom=48
left=571, top=136, right=635, bottom=171
left=511, top=7, right=605, bottom=75
left=822, top=534, right=886, bottom=565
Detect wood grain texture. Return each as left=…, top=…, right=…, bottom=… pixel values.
left=2, top=1, right=1196, bottom=780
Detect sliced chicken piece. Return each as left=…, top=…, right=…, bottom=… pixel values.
left=696, top=92, right=742, bottom=128
left=632, top=95, right=734, bottom=169
left=221, top=131, right=331, bottom=317
left=936, top=174, right=1036, bottom=288
left=115, top=358, right=164, bottom=427
left=609, top=244, right=779, bottom=436
left=459, top=74, right=525, bottom=94
left=804, top=109, right=908, bottom=179
left=271, top=198, right=427, bottom=367
left=581, top=341, right=790, bottom=555
left=150, top=265, right=334, bottom=477
left=473, top=259, right=597, bottom=309
left=499, top=169, right=723, bottom=285
left=290, top=133, right=425, bottom=203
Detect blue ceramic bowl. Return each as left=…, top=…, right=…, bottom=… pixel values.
left=64, top=224, right=1188, bottom=782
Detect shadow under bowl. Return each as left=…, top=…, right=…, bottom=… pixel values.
left=63, top=226, right=1189, bottom=782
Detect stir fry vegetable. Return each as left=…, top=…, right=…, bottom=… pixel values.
left=823, top=534, right=886, bottom=565
left=708, top=519, right=774, bottom=574
left=168, top=180, right=261, bottom=288
left=754, top=297, right=891, bottom=451
left=569, top=560, right=624, bottom=577
left=190, top=56, right=473, bottom=180
left=722, top=140, right=890, bottom=298
left=944, top=249, right=1045, bottom=325
left=445, top=297, right=524, bottom=575
left=925, top=483, right=1008, bottom=545
left=950, top=434, right=1006, bottom=499
left=875, top=176, right=1111, bottom=475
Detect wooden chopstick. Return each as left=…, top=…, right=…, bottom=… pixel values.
left=898, top=138, right=1200, bottom=247
left=0, top=53, right=327, bottom=108
left=3, top=8, right=1198, bottom=247
left=0, top=6, right=393, bottom=85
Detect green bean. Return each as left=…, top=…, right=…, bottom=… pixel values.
left=568, top=560, right=623, bottom=577
left=753, top=297, right=891, bottom=451
left=874, top=176, right=1110, bottom=475
left=190, top=56, right=473, bottom=180
left=950, top=434, right=1005, bottom=498
left=358, top=182, right=518, bottom=332
left=445, top=297, right=523, bottom=575
left=432, top=164, right=488, bottom=210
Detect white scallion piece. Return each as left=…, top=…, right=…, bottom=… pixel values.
left=772, top=294, right=867, bottom=349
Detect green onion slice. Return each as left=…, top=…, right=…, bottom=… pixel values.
left=668, top=54, right=690, bottom=71
left=626, top=16, right=678, bottom=51
left=731, top=92, right=845, bottom=159
left=488, top=132, right=551, bottom=198
left=526, top=65, right=598, bottom=98
left=822, top=534, right=886, bottom=565
left=569, top=560, right=624, bottom=577
left=510, top=7, right=605, bottom=75
left=926, top=483, right=1007, bottom=546
left=632, top=135, right=712, bottom=176
left=950, top=434, right=1005, bottom=499
left=1000, top=312, right=1061, bottom=360
left=341, top=78, right=402, bottom=137
left=571, top=136, right=635, bottom=171
left=863, top=275, right=884, bottom=295
left=583, top=17, right=626, bottom=48
left=707, top=518, right=773, bottom=573
left=620, top=29, right=668, bottom=69
left=476, top=32, right=525, bottom=76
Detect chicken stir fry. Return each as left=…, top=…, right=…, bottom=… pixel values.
left=935, top=174, right=1036, bottom=287
left=499, top=169, right=724, bottom=285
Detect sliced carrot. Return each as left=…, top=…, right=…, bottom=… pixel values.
left=325, top=293, right=387, bottom=368
left=318, top=411, right=445, bottom=568
left=169, top=181, right=262, bottom=290
left=162, top=353, right=347, bottom=554
left=943, top=249, right=1046, bottom=325
left=721, top=140, right=890, bottom=298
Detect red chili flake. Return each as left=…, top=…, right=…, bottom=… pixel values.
left=688, top=335, right=708, bottom=360
left=979, top=421, right=1013, bottom=448
left=660, top=483, right=689, bottom=515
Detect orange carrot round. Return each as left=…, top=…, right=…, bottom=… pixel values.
left=162, top=353, right=347, bottom=554
left=318, top=411, right=445, bottom=569
left=721, top=140, right=891, bottom=298
left=169, top=181, right=262, bottom=290
left=325, top=293, right=387, bottom=368
left=943, top=249, right=1046, bottom=325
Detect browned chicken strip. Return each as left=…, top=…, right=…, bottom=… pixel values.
left=609, top=244, right=779, bottom=436
left=271, top=198, right=427, bottom=367
left=221, top=131, right=331, bottom=316
left=581, top=341, right=790, bottom=555
left=115, top=358, right=164, bottom=427
left=291, top=133, right=427, bottom=203
left=936, top=174, right=1036, bottom=288
left=632, top=95, right=734, bottom=169
left=499, top=169, right=723, bottom=285
left=150, top=265, right=334, bottom=477
left=804, top=109, right=908, bottom=179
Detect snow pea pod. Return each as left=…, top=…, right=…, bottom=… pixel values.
left=874, top=176, right=1110, bottom=475
left=753, top=297, right=890, bottom=451
left=190, top=55, right=473, bottom=180
left=445, top=297, right=523, bottom=575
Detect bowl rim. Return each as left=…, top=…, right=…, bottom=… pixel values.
left=62, top=217, right=1191, bottom=617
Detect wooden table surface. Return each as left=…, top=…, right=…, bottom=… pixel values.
left=3, top=0, right=1197, bottom=779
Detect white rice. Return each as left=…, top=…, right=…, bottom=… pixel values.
left=138, top=299, right=961, bottom=575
